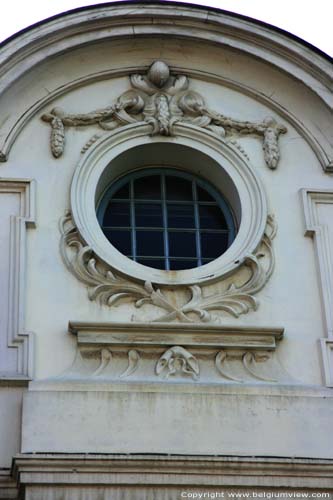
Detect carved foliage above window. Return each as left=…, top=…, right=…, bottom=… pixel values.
left=42, top=60, right=287, bottom=169
left=60, top=211, right=276, bottom=324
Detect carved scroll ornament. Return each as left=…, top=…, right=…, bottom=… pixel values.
left=63, top=344, right=285, bottom=384
left=60, top=212, right=276, bottom=324
left=215, top=350, right=277, bottom=383
left=42, top=60, right=287, bottom=169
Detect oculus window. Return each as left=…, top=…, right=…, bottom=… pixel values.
left=97, top=169, right=236, bottom=270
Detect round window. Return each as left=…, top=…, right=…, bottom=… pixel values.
left=71, top=125, right=267, bottom=286
left=97, top=169, right=236, bottom=270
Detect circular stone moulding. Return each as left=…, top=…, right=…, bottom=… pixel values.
left=70, top=122, right=268, bottom=286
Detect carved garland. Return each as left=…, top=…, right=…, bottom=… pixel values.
left=42, top=60, right=287, bottom=169
left=60, top=212, right=276, bottom=324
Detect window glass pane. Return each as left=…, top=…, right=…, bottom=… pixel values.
left=137, top=258, right=166, bottom=270
left=103, top=201, right=131, bottom=227
left=165, top=175, right=193, bottom=201
left=135, top=202, right=163, bottom=227
left=168, top=231, right=197, bottom=258
left=134, top=175, right=161, bottom=199
left=167, top=203, right=195, bottom=228
left=136, top=230, right=164, bottom=256
left=201, top=232, right=229, bottom=258
left=199, top=204, right=227, bottom=229
left=98, top=168, right=236, bottom=271
left=112, top=183, right=130, bottom=199
left=197, top=184, right=216, bottom=202
left=103, top=229, right=132, bottom=255
left=169, top=259, right=198, bottom=270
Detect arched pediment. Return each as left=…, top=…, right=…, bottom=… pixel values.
left=0, top=2, right=332, bottom=170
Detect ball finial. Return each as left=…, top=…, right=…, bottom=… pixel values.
left=147, top=60, right=170, bottom=88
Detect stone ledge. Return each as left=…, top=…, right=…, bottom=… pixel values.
left=69, top=321, right=284, bottom=349
left=0, top=376, right=30, bottom=387
left=64, top=322, right=287, bottom=385
left=0, top=472, right=18, bottom=500
left=12, top=454, right=333, bottom=489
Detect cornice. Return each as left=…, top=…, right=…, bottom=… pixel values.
left=12, top=453, right=333, bottom=489
left=0, top=2, right=331, bottom=104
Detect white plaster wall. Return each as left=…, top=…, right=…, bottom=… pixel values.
left=1, top=31, right=333, bottom=467
left=0, top=38, right=328, bottom=384
left=21, top=384, right=333, bottom=458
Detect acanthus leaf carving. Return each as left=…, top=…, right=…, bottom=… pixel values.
left=215, top=351, right=243, bottom=383
left=92, top=348, right=112, bottom=377
left=60, top=212, right=276, bottom=324
left=60, top=212, right=153, bottom=307
left=119, top=349, right=140, bottom=379
left=242, top=351, right=277, bottom=382
left=42, top=60, right=286, bottom=168
left=215, top=349, right=278, bottom=383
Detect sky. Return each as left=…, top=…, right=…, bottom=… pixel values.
left=1, top=0, right=332, bottom=58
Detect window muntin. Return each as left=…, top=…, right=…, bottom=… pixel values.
left=98, top=169, right=236, bottom=270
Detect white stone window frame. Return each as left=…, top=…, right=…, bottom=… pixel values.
left=70, top=121, right=268, bottom=286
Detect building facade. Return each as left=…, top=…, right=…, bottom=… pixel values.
left=0, top=2, right=333, bottom=498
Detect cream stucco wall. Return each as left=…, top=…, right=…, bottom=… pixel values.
left=0, top=3, right=333, bottom=497
left=3, top=38, right=329, bottom=383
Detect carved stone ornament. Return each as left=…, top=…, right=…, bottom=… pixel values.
left=42, top=60, right=287, bottom=169
left=155, top=346, right=199, bottom=380
left=215, top=350, right=277, bottom=383
left=60, top=211, right=276, bottom=324
left=52, top=322, right=291, bottom=385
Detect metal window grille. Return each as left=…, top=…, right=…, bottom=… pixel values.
left=97, top=169, right=236, bottom=270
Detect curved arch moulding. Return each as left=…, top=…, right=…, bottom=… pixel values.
left=0, top=2, right=332, bottom=170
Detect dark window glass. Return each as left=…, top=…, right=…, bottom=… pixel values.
left=199, top=204, right=227, bottom=229
left=136, top=230, right=164, bottom=257
left=201, top=232, right=229, bottom=258
left=197, top=185, right=215, bottom=202
left=98, top=169, right=235, bottom=270
left=103, top=201, right=131, bottom=227
left=165, top=175, right=192, bottom=201
left=103, top=229, right=131, bottom=255
left=137, top=258, right=166, bottom=270
left=112, top=183, right=130, bottom=199
left=168, top=230, right=196, bottom=258
left=134, top=175, right=161, bottom=199
left=167, top=203, right=195, bottom=228
left=135, top=202, right=163, bottom=227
